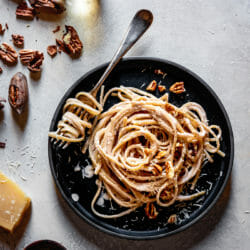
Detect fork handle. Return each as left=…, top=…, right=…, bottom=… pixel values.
left=90, top=9, right=153, bottom=97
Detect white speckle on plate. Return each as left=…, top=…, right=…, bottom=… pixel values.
left=74, top=164, right=81, bottom=172
left=82, top=165, right=94, bottom=179
left=71, top=193, right=79, bottom=202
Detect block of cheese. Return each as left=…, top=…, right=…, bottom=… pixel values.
left=0, top=171, right=31, bottom=232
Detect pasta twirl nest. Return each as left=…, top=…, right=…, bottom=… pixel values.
left=49, top=86, right=224, bottom=219
left=88, top=87, right=224, bottom=218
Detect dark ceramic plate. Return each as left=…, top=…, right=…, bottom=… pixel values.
left=48, top=58, right=234, bottom=239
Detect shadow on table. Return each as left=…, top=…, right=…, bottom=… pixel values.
left=55, top=175, right=232, bottom=250
left=0, top=204, right=32, bottom=250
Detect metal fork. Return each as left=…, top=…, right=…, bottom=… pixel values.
left=51, top=9, right=153, bottom=149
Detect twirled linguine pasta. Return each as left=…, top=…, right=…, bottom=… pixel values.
left=49, top=86, right=224, bottom=219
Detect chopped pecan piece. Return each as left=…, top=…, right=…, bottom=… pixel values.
left=0, top=24, right=5, bottom=35
left=152, top=164, right=163, bottom=175
left=165, top=161, right=174, bottom=179
left=5, top=23, right=8, bottom=30
left=0, top=142, right=6, bottom=148
left=168, top=214, right=177, bottom=224
left=47, top=45, right=57, bottom=57
left=146, top=80, right=157, bottom=92
left=0, top=43, right=18, bottom=65
left=33, top=0, right=66, bottom=14
left=145, top=203, right=158, bottom=219
left=16, top=2, right=35, bottom=19
left=56, top=39, right=65, bottom=53
left=0, top=97, right=6, bottom=110
left=19, top=49, right=44, bottom=72
left=53, top=25, right=60, bottom=33
left=156, top=151, right=167, bottom=159
left=158, top=85, right=166, bottom=93
left=169, top=81, right=185, bottom=94
left=0, top=67, right=2, bottom=74
left=154, top=69, right=164, bottom=75
left=165, top=103, right=175, bottom=113
left=12, top=34, right=24, bottom=48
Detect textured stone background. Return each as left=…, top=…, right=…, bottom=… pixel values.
left=0, top=0, right=250, bottom=249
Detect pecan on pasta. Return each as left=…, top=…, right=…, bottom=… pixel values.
left=12, top=34, right=24, bottom=48
left=0, top=43, right=18, bottom=65
left=16, top=2, right=35, bottom=19
left=145, top=203, right=159, bottom=219
left=169, top=81, right=185, bottom=94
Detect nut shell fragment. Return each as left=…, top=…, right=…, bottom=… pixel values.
left=8, top=72, right=28, bottom=114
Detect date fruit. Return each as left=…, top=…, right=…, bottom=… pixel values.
left=8, top=72, right=28, bottom=114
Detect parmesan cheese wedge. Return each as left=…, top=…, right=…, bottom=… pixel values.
left=0, top=171, right=31, bottom=232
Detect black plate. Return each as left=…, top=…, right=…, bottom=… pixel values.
left=48, top=58, right=234, bottom=239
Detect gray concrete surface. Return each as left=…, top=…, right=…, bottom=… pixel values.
left=0, top=0, right=250, bottom=249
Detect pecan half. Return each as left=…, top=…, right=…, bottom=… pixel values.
left=12, top=34, right=24, bottom=48
left=145, top=203, right=158, bottom=219
left=146, top=80, right=157, bottom=92
left=8, top=72, right=28, bottom=114
left=57, top=25, right=83, bottom=57
left=168, top=214, right=177, bottom=224
left=0, top=43, right=18, bottom=65
left=19, top=49, right=44, bottom=72
left=158, top=85, right=166, bottom=93
left=47, top=45, right=57, bottom=57
left=19, top=49, right=35, bottom=65
left=0, top=24, right=5, bottom=35
left=16, top=2, right=35, bottom=19
left=33, top=0, right=66, bottom=14
left=28, top=51, right=44, bottom=72
left=169, top=81, right=185, bottom=94
left=0, top=97, right=6, bottom=110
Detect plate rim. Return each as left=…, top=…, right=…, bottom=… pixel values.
left=48, top=57, right=234, bottom=240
